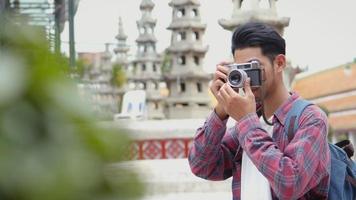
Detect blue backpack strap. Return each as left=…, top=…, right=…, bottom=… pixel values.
left=285, top=99, right=313, bottom=142
left=328, top=143, right=356, bottom=199
left=286, top=99, right=356, bottom=199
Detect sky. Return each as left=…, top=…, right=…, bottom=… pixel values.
left=61, top=0, right=356, bottom=74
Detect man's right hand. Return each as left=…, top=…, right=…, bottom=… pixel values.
left=210, top=62, right=230, bottom=120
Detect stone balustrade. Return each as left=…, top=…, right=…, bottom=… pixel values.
left=102, top=118, right=206, bottom=160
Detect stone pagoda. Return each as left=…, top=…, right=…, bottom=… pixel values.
left=114, top=17, right=130, bottom=70
left=219, top=0, right=299, bottom=89
left=131, top=0, right=165, bottom=119
left=95, top=44, right=118, bottom=117
left=165, top=0, right=211, bottom=119
left=113, top=17, right=130, bottom=108
left=219, top=0, right=290, bottom=35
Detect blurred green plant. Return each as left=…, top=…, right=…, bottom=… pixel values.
left=161, top=51, right=172, bottom=74
left=71, top=58, right=87, bottom=78
left=111, top=63, right=126, bottom=88
left=0, top=16, right=143, bottom=200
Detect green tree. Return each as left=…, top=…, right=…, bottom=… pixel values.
left=111, top=63, right=127, bottom=88
left=73, top=58, right=87, bottom=78
left=161, top=51, right=172, bottom=74
left=0, top=16, right=143, bottom=200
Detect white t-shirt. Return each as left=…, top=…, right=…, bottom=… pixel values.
left=240, top=117, right=273, bottom=200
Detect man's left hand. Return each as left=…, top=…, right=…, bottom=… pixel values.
left=217, top=78, right=256, bottom=122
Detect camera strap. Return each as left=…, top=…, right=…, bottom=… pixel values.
left=258, top=88, right=273, bottom=126
left=261, top=103, right=274, bottom=126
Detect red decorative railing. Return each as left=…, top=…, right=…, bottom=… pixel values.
left=130, top=138, right=193, bottom=160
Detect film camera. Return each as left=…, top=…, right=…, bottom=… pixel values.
left=226, top=60, right=262, bottom=88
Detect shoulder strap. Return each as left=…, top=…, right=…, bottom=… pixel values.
left=285, top=99, right=313, bottom=142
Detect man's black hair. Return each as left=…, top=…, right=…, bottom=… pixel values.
left=231, top=22, right=285, bottom=63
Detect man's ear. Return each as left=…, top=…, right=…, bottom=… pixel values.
left=274, top=54, right=286, bottom=72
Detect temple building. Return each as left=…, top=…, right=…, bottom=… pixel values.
left=77, top=44, right=120, bottom=119
left=130, top=0, right=165, bottom=119
left=292, top=61, right=356, bottom=147
left=165, top=0, right=211, bottom=119
left=90, top=44, right=118, bottom=118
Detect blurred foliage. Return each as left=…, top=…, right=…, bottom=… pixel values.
left=111, top=63, right=126, bottom=88
left=161, top=52, right=172, bottom=74
left=0, top=16, right=144, bottom=200
left=71, top=58, right=87, bottom=78
left=319, top=105, right=329, bottom=116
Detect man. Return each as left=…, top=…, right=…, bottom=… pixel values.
left=188, top=22, right=330, bottom=199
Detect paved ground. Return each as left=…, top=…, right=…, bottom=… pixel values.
left=113, top=159, right=232, bottom=200
left=142, top=192, right=232, bottom=200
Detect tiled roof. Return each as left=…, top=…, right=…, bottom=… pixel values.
left=329, top=114, right=356, bottom=132
left=292, top=63, right=356, bottom=99
left=318, top=95, right=356, bottom=112
left=292, top=62, right=356, bottom=132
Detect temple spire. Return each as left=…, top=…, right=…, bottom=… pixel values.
left=114, top=17, right=129, bottom=65
left=117, top=17, right=127, bottom=41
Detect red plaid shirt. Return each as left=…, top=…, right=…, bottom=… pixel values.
left=188, top=93, right=330, bottom=200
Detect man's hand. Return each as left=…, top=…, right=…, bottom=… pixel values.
left=210, top=62, right=231, bottom=120
left=218, top=78, right=256, bottom=122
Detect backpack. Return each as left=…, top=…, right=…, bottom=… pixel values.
left=285, top=99, right=356, bottom=200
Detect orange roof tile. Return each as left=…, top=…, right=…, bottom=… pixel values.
left=292, top=63, right=356, bottom=99
left=329, top=114, right=356, bottom=132
left=318, top=95, right=356, bottom=112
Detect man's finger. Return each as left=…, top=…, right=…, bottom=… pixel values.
left=217, top=61, right=233, bottom=67
left=212, top=79, right=225, bottom=92
left=212, top=79, right=225, bottom=89
left=244, top=78, right=253, bottom=97
left=219, top=85, right=230, bottom=100
left=216, top=64, right=230, bottom=75
left=215, top=79, right=224, bottom=88
left=216, top=91, right=225, bottom=104
left=214, top=70, right=227, bottom=81
left=224, top=83, right=239, bottom=96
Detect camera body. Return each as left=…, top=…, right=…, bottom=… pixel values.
left=226, top=60, right=262, bottom=88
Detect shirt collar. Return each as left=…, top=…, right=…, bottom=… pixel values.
left=272, top=92, right=300, bottom=126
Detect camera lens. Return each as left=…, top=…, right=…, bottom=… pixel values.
left=228, top=69, right=247, bottom=88
left=229, top=70, right=242, bottom=86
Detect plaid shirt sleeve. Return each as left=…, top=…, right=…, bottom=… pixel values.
left=235, top=106, right=330, bottom=199
left=188, top=110, right=241, bottom=181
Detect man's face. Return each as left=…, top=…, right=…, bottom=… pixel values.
left=233, top=47, right=277, bottom=102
